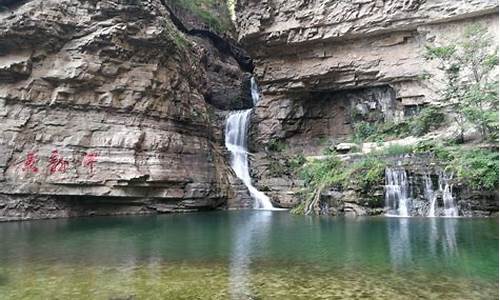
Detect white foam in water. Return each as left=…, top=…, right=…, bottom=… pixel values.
left=225, top=77, right=278, bottom=210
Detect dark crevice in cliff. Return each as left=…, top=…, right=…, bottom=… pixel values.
left=159, top=0, right=254, bottom=72
left=0, top=0, right=29, bottom=9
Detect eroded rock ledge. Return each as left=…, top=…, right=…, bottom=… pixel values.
left=236, top=0, right=498, bottom=146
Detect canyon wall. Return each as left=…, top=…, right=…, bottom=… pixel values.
left=237, top=0, right=498, bottom=148
left=0, top=0, right=249, bottom=220
left=235, top=0, right=499, bottom=213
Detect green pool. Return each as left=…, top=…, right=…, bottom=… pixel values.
left=0, top=211, right=497, bottom=299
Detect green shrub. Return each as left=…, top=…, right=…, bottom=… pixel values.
left=299, top=156, right=346, bottom=188
left=288, top=154, right=306, bottom=173
left=267, top=139, right=287, bottom=153
left=353, top=121, right=378, bottom=142
left=290, top=201, right=306, bottom=215
left=352, top=106, right=445, bottom=143
left=381, top=144, right=415, bottom=156
left=414, top=141, right=454, bottom=161
left=299, top=154, right=387, bottom=193
left=450, top=148, right=499, bottom=190
left=348, top=156, right=386, bottom=190
left=168, top=0, right=233, bottom=33
left=409, top=106, right=446, bottom=136
left=414, top=142, right=498, bottom=189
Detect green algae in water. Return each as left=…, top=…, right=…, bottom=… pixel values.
left=0, top=212, right=497, bottom=299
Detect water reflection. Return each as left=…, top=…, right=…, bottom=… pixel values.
left=387, top=218, right=412, bottom=269
left=229, top=211, right=273, bottom=299
left=429, top=218, right=439, bottom=255
left=442, top=218, right=458, bottom=257
left=0, top=212, right=496, bottom=299
left=388, top=218, right=460, bottom=269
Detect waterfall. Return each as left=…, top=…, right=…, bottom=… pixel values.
left=250, top=77, right=260, bottom=105
left=425, top=174, right=437, bottom=217
left=385, top=167, right=459, bottom=218
left=225, top=77, right=276, bottom=210
left=384, top=167, right=410, bottom=217
left=439, top=172, right=458, bottom=217
left=428, top=172, right=459, bottom=217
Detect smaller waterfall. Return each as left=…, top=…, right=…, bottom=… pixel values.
left=384, top=163, right=459, bottom=218
left=439, top=172, right=458, bottom=217
left=250, top=77, right=260, bottom=105
left=385, top=167, right=410, bottom=217
left=225, top=77, right=276, bottom=210
left=425, top=174, right=438, bottom=217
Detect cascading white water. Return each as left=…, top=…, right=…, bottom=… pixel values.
left=425, top=174, right=438, bottom=217
left=384, top=167, right=410, bottom=217
left=225, top=77, right=276, bottom=210
left=250, top=77, right=259, bottom=106
left=385, top=167, right=458, bottom=218
left=439, top=172, right=458, bottom=217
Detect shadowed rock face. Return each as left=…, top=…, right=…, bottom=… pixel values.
left=0, top=0, right=241, bottom=220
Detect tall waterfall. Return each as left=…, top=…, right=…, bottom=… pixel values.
left=225, top=77, right=275, bottom=210
left=384, top=167, right=410, bottom=217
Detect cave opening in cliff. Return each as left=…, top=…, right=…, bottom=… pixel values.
left=284, top=85, right=398, bottom=152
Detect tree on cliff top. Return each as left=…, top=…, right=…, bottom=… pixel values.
left=426, top=24, right=499, bottom=143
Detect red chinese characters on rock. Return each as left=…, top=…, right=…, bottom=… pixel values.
left=48, top=150, right=69, bottom=174
left=22, top=152, right=39, bottom=173
left=20, top=149, right=98, bottom=176
left=82, top=152, right=98, bottom=173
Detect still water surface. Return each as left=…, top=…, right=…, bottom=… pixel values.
left=0, top=211, right=497, bottom=299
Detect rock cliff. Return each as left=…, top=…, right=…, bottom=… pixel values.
left=0, top=0, right=249, bottom=220
left=237, top=0, right=498, bottom=147
left=235, top=0, right=499, bottom=214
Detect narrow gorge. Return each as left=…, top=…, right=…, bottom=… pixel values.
left=225, top=77, right=276, bottom=210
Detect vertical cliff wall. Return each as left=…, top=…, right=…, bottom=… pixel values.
left=0, top=0, right=248, bottom=220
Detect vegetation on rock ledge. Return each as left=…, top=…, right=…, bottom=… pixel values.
left=353, top=106, right=446, bottom=143
left=288, top=140, right=498, bottom=215
left=169, top=0, right=234, bottom=33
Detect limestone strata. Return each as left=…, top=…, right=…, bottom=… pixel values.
left=0, top=0, right=236, bottom=220
left=237, top=0, right=498, bottom=46
left=236, top=0, right=498, bottom=145
left=235, top=0, right=499, bottom=212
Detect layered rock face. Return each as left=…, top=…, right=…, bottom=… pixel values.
left=0, top=0, right=245, bottom=220
left=235, top=0, right=499, bottom=213
left=237, top=0, right=498, bottom=147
